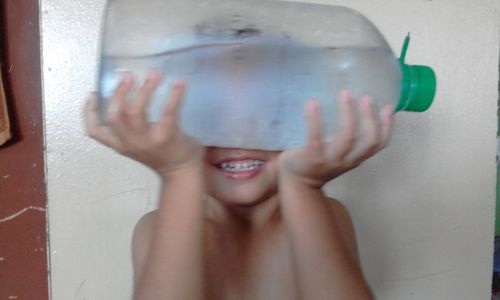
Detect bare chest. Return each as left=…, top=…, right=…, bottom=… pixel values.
left=204, top=227, right=299, bottom=300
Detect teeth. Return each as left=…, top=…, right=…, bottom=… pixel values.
left=218, top=160, right=264, bottom=172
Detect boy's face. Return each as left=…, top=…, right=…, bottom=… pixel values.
left=204, top=147, right=281, bottom=206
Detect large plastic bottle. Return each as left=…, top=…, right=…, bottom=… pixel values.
left=98, top=0, right=436, bottom=150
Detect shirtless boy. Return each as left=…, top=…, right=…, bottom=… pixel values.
left=84, top=70, right=393, bottom=300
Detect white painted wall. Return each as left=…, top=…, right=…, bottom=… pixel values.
left=41, top=0, right=500, bottom=299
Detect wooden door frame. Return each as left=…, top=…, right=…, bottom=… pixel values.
left=0, top=1, right=49, bottom=299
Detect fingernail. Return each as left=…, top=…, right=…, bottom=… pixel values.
left=365, top=96, right=373, bottom=107
left=311, top=100, right=321, bottom=113
left=147, top=70, right=161, bottom=81
left=173, top=78, right=186, bottom=88
left=340, top=90, right=352, bottom=101
left=382, top=105, right=395, bottom=117
left=121, top=73, right=132, bottom=83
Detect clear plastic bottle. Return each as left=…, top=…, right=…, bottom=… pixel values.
left=98, top=0, right=436, bottom=150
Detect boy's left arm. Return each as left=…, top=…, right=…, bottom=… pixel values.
left=278, top=91, right=394, bottom=300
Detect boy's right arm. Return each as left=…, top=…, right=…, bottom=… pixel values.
left=85, top=71, right=206, bottom=300
left=277, top=93, right=393, bottom=300
left=133, top=166, right=205, bottom=300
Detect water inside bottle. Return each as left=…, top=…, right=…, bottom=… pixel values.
left=99, top=37, right=401, bottom=150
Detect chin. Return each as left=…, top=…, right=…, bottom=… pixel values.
left=207, top=179, right=278, bottom=207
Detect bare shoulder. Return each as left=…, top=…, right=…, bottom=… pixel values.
left=132, top=210, right=158, bottom=282
left=326, top=197, right=360, bottom=265
left=134, top=210, right=157, bottom=234
left=326, top=197, right=352, bottom=224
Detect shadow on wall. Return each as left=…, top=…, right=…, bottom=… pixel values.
left=492, top=55, right=500, bottom=300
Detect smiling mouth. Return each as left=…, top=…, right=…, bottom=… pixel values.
left=217, top=160, right=264, bottom=171
left=213, top=159, right=265, bottom=179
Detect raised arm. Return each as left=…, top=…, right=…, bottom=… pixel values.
left=132, top=164, right=205, bottom=300
left=84, top=71, right=206, bottom=300
left=278, top=91, right=394, bottom=300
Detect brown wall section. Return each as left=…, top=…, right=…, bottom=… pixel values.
left=0, top=1, right=49, bottom=299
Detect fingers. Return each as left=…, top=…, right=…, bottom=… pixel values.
left=158, top=79, right=187, bottom=131
left=323, top=91, right=393, bottom=169
left=327, top=90, right=357, bottom=160
left=107, top=73, right=134, bottom=136
left=84, top=92, right=100, bottom=133
left=107, top=71, right=164, bottom=135
left=91, top=71, right=162, bottom=149
left=347, top=99, right=394, bottom=165
left=360, top=95, right=382, bottom=150
left=379, top=104, right=394, bottom=148
left=128, top=70, right=162, bottom=128
left=305, top=99, right=324, bottom=153
left=84, top=92, right=119, bottom=148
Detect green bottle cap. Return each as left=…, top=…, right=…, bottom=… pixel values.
left=397, top=64, right=437, bottom=112
left=396, top=34, right=437, bottom=112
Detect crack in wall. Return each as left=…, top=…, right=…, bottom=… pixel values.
left=0, top=206, right=46, bottom=223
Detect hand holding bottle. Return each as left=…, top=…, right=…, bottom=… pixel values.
left=84, top=71, right=204, bottom=179
left=278, top=90, right=394, bottom=188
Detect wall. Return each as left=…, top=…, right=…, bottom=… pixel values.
left=41, top=0, right=500, bottom=299
left=0, top=1, right=48, bottom=299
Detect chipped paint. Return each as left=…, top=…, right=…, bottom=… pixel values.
left=0, top=206, right=46, bottom=223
